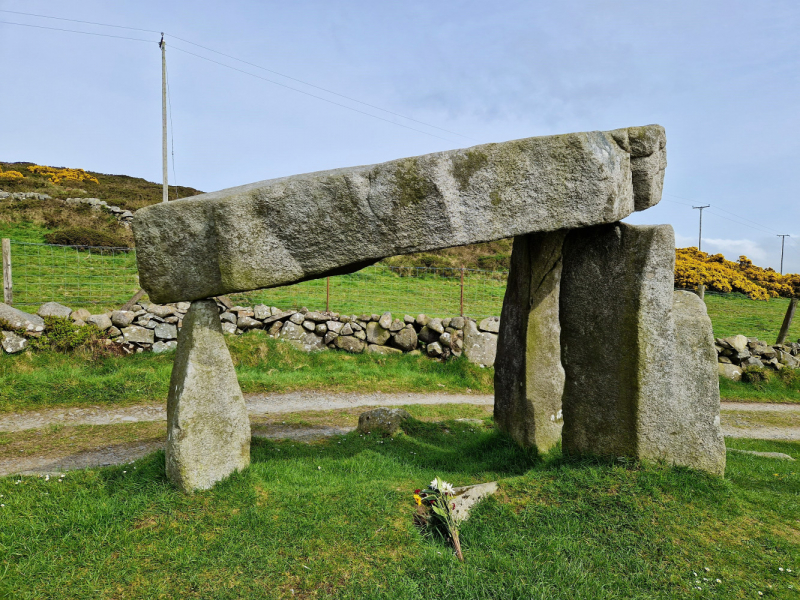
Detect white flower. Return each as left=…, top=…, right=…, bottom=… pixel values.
left=440, top=482, right=455, bottom=495
left=430, top=479, right=439, bottom=490
left=780, top=568, right=785, bottom=572
left=716, top=579, right=721, bottom=583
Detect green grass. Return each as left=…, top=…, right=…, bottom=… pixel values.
left=0, top=424, right=797, bottom=599
left=1, top=327, right=797, bottom=412
left=719, top=368, right=800, bottom=403
left=0, top=332, right=494, bottom=413
left=0, top=221, right=49, bottom=243
left=705, top=292, right=800, bottom=342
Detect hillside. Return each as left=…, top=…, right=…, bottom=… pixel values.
left=0, top=161, right=202, bottom=247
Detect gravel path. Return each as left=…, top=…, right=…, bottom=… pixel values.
left=1, top=396, right=797, bottom=476
left=0, top=392, right=494, bottom=433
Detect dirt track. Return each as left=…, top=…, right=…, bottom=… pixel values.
left=1, top=395, right=797, bottom=476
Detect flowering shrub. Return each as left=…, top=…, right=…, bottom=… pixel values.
left=413, top=476, right=463, bottom=561
left=26, top=165, right=99, bottom=186
left=675, top=248, right=798, bottom=300
left=0, top=166, right=24, bottom=180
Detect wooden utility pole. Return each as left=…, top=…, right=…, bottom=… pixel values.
left=120, top=35, right=168, bottom=310
left=693, top=205, right=710, bottom=252
left=2, top=238, right=11, bottom=305
left=160, top=33, right=168, bottom=203
left=777, top=234, right=790, bottom=274
left=776, top=297, right=798, bottom=345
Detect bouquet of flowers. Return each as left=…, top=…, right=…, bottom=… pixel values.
left=413, top=476, right=463, bottom=561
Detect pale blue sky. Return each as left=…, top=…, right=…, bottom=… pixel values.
left=1, top=1, right=798, bottom=272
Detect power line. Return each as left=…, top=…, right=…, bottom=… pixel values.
left=0, top=19, right=155, bottom=43
left=167, top=35, right=478, bottom=142
left=666, top=193, right=782, bottom=235
left=0, top=9, right=476, bottom=143
left=168, top=45, right=460, bottom=143
left=0, top=9, right=159, bottom=33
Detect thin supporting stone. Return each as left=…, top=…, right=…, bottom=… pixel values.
left=166, top=299, right=250, bottom=492
left=495, top=231, right=566, bottom=452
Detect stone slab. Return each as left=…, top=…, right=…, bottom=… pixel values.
left=451, top=482, right=498, bottom=524
left=494, top=231, right=566, bottom=452
left=37, top=302, right=73, bottom=319
left=166, top=299, right=250, bottom=492
left=463, top=321, right=497, bottom=367
left=0, top=303, right=45, bottom=333
left=134, top=125, right=666, bottom=303
left=664, top=291, right=726, bottom=476
left=2, top=330, right=28, bottom=354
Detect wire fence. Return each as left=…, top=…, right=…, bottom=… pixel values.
left=6, top=241, right=140, bottom=309
left=4, top=241, right=508, bottom=318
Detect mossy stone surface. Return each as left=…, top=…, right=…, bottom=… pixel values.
left=134, top=125, right=666, bottom=304
left=494, top=231, right=566, bottom=452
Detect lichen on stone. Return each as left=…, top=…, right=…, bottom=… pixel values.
left=391, top=158, right=434, bottom=207
left=451, top=149, right=489, bottom=192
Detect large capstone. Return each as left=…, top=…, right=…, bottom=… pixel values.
left=560, top=223, right=724, bottom=475
left=166, top=299, right=251, bottom=492
left=494, top=230, right=566, bottom=452
left=134, top=125, right=666, bottom=303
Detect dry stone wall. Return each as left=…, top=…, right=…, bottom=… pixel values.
left=0, top=191, right=134, bottom=228
left=715, top=334, right=800, bottom=381
left=0, top=300, right=500, bottom=366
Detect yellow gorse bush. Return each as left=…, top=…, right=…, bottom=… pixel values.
left=0, top=166, right=25, bottom=180
left=675, top=247, right=799, bottom=300
left=26, top=165, right=99, bottom=186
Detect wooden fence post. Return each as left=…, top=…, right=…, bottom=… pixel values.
left=696, top=284, right=705, bottom=300
left=460, top=268, right=465, bottom=317
left=2, top=238, right=11, bottom=305
left=776, top=297, right=798, bottom=345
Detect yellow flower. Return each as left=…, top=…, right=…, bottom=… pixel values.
left=413, top=494, right=422, bottom=506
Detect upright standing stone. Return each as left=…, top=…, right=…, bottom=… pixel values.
left=560, top=223, right=675, bottom=458
left=166, top=299, right=250, bottom=492
left=559, top=223, right=725, bottom=475
left=668, top=291, right=726, bottom=475
left=495, top=231, right=566, bottom=452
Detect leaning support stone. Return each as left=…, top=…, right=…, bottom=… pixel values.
left=494, top=231, right=566, bottom=452
left=166, top=299, right=251, bottom=492
left=560, top=223, right=725, bottom=475
left=669, top=291, right=726, bottom=475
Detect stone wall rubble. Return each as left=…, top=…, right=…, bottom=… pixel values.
left=715, top=334, right=800, bottom=381
left=0, top=191, right=134, bottom=228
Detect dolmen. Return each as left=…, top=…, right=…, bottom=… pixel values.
left=133, top=124, right=726, bottom=492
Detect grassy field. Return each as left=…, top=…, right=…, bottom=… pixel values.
left=0, top=332, right=494, bottom=413
left=0, top=421, right=797, bottom=599
left=705, top=292, right=800, bottom=342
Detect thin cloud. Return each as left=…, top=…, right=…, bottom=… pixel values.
left=702, top=238, right=768, bottom=262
